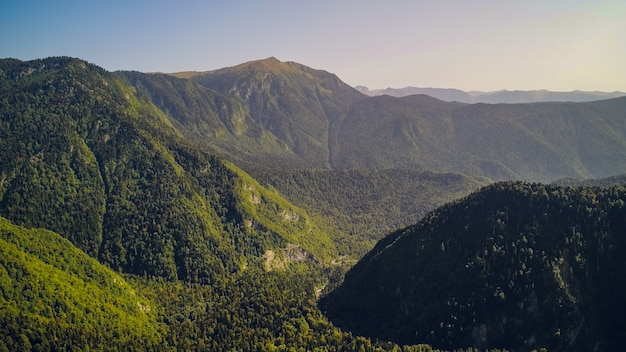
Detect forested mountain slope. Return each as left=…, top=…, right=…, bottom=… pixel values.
left=2, top=55, right=625, bottom=350
left=0, top=57, right=351, bottom=283
left=0, top=217, right=447, bottom=351
left=0, top=56, right=400, bottom=350
left=0, top=217, right=163, bottom=350
left=119, top=70, right=307, bottom=168
left=167, top=58, right=626, bottom=182
left=335, top=95, right=626, bottom=181
left=320, top=182, right=626, bottom=351
left=186, top=57, right=367, bottom=169
left=251, top=168, right=488, bottom=240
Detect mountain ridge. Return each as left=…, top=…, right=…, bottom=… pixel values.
left=335, top=94, right=626, bottom=181
left=356, top=85, right=626, bottom=103
left=320, top=182, right=626, bottom=350
left=0, top=57, right=352, bottom=283
left=125, top=57, right=626, bottom=182
left=187, top=57, right=367, bottom=169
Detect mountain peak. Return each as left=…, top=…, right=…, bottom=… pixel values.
left=218, top=56, right=289, bottom=75
left=259, top=56, right=280, bottom=63
left=186, top=57, right=365, bottom=169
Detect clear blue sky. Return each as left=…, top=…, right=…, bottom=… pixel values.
left=1, top=0, right=625, bottom=91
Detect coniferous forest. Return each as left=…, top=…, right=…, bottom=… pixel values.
left=320, top=182, right=626, bottom=351
left=1, top=56, right=626, bottom=351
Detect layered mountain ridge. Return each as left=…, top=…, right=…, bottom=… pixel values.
left=0, top=57, right=347, bottom=284
left=356, top=85, right=626, bottom=104
left=174, top=57, right=367, bottom=169
left=159, top=58, right=626, bottom=182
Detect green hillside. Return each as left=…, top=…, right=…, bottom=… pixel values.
left=0, top=56, right=404, bottom=351
left=0, top=57, right=352, bottom=283
left=119, top=70, right=303, bottom=167
left=188, top=57, right=366, bottom=169
left=0, top=217, right=163, bottom=351
left=251, top=168, right=488, bottom=240
left=0, top=216, right=444, bottom=351
left=320, top=182, right=626, bottom=351
left=335, top=95, right=626, bottom=181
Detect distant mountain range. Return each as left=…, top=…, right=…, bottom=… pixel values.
left=355, top=85, right=626, bottom=103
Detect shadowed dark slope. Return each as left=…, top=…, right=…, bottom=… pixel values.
left=320, top=182, right=626, bottom=350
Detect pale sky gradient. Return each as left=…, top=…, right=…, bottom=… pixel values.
left=1, top=0, right=625, bottom=91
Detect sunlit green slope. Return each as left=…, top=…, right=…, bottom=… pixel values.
left=0, top=217, right=162, bottom=350
left=0, top=57, right=351, bottom=284
left=187, top=57, right=366, bottom=169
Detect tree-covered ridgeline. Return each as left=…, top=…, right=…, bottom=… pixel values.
left=250, top=168, right=488, bottom=242
left=0, top=57, right=355, bottom=285
left=320, top=182, right=626, bottom=351
left=1, top=216, right=516, bottom=351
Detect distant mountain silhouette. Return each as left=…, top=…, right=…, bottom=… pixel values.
left=356, top=85, right=626, bottom=103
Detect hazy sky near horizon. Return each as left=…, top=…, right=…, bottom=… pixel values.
left=2, top=1, right=625, bottom=91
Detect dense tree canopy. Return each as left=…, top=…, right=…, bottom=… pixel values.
left=321, top=182, right=626, bottom=351
left=0, top=57, right=350, bottom=284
